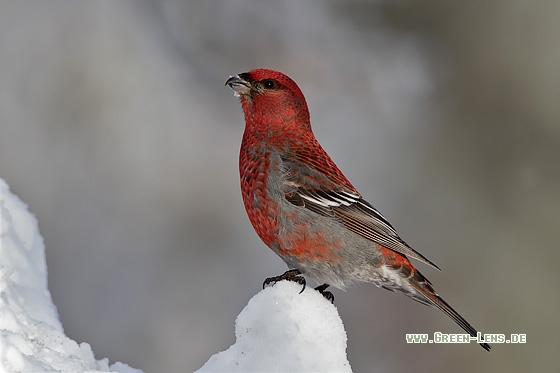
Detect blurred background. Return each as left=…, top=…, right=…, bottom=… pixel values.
left=1, top=1, right=557, bottom=372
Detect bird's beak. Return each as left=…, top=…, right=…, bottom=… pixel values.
left=225, top=73, right=251, bottom=97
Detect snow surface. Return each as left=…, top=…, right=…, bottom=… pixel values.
left=0, top=177, right=353, bottom=373
left=0, top=179, right=142, bottom=373
left=196, top=281, right=352, bottom=373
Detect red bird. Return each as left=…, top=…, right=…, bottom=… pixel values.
left=226, top=68, right=491, bottom=351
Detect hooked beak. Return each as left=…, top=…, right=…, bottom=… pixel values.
left=225, top=73, right=251, bottom=97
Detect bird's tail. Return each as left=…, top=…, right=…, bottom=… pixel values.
left=408, top=271, right=492, bottom=351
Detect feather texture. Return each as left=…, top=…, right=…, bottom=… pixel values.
left=281, top=151, right=440, bottom=269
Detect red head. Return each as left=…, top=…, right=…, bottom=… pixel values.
left=226, top=69, right=311, bottom=138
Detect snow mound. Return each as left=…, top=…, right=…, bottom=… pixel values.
left=0, top=179, right=142, bottom=373
left=196, top=281, right=352, bottom=373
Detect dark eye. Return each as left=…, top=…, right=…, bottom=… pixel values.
left=262, top=79, right=277, bottom=89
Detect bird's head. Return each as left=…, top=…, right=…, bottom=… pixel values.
left=226, top=69, right=311, bottom=135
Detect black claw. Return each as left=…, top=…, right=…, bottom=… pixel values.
left=315, top=284, right=334, bottom=303
left=263, top=269, right=306, bottom=293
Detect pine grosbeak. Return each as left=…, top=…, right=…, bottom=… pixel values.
left=226, top=68, right=491, bottom=351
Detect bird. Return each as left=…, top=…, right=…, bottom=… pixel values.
left=226, top=68, right=491, bottom=351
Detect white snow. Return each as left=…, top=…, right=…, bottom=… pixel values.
left=196, top=281, right=352, bottom=373
left=0, top=177, right=353, bottom=373
left=0, top=179, right=143, bottom=373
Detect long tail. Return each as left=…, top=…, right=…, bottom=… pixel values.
left=408, top=271, right=491, bottom=351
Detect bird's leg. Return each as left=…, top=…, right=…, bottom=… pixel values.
left=314, top=283, right=334, bottom=303
left=263, top=269, right=306, bottom=293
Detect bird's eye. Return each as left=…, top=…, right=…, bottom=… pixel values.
left=262, top=79, right=277, bottom=89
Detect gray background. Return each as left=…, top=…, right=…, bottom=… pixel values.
left=1, top=1, right=557, bottom=372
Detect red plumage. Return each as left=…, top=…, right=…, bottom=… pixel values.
left=226, top=68, right=490, bottom=351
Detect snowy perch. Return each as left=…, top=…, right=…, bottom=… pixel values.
left=196, top=281, right=352, bottom=373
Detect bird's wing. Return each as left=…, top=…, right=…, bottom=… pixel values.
left=281, top=153, right=440, bottom=270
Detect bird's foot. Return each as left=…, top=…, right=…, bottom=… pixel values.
left=315, top=283, right=334, bottom=303
left=263, top=269, right=306, bottom=293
